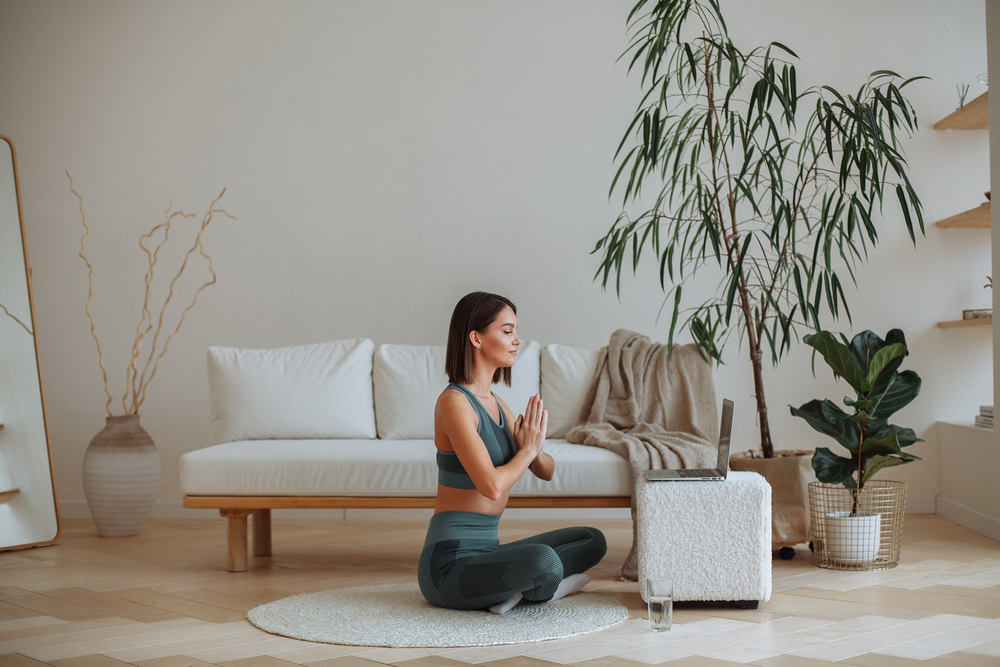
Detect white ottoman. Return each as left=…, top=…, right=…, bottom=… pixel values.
left=637, top=471, right=771, bottom=608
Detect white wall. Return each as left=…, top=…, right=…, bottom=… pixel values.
left=0, top=0, right=989, bottom=519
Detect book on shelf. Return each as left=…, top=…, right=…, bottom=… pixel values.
left=980, top=405, right=994, bottom=418
left=975, top=415, right=993, bottom=428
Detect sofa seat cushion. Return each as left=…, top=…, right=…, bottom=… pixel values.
left=180, top=440, right=630, bottom=497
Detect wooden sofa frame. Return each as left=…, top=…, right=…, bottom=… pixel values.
left=184, top=495, right=631, bottom=572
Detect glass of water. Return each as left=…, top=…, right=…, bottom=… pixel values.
left=646, top=578, right=672, bottom=631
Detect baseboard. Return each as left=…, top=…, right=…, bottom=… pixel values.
left=935, top=496, right=1000, bottom=542
left=905, top=494, right=936, bottom=515
left=58, top=501, right=632, bottom=522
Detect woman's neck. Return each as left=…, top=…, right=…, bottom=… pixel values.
left=465, top=363, right=498, bottom=399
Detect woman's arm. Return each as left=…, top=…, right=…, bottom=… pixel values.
left=528, top=450, right=555, bottom=481
left=436, top=390, right=543, bottom=501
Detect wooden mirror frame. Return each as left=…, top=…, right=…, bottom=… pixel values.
left=0, top=135, right=61, bottom=551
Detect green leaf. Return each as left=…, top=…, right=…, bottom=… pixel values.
left=861, top=454, right=907, bottom=485
left=769, top=41, right=799, bottom=58
left=790, top=399, right=860, bottom=451
left=860, top=433, right=901, bottom=459
left=871, top=369, right=921, bottom=419
left=651, top=106, right=661, bottom=166
left=850, top=410, right=876, bottom=426
left=844, top=397, right=873, bottom=410
left=896, top=184, right=916, bottom=245
left=804, top=331, right=870, bottom=393
left=865, top=343, right=907, bottom=387
left=812, top=447, right=855, bottom=485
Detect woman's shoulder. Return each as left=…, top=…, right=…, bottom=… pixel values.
left=437, top=385, right=473, bottom=413
left=436, top=385, right=478, bottom=431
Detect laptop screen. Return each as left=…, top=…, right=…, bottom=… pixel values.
left=717, top=399, right=734, bottom=471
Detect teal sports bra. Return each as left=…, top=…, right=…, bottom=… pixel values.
left=437, top=383, right=517, bottom=490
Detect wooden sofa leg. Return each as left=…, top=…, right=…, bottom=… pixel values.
left=253, top=509, right=272, bottom=557
left=220, top=509, right=250, bottom=572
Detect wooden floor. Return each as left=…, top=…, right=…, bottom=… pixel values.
left=1, top=515, right=999, bottom=666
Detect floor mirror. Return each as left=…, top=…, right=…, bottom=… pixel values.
left=0, top=135, right=60, bottom=551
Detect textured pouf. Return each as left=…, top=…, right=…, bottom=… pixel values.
left=636, top=471, right=771, bottom=605
left=247, top=583, right=627, bottom=647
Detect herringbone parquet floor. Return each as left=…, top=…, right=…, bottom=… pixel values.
left=1, top=515, right=999, bottom=666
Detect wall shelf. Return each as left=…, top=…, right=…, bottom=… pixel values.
left=936, top=201, right=991, bottom=228
left=935, top=91, right=989, bottom=130
left=0, top=489, right=19, bottom=504
left=939, top=316, right=992, bottom=328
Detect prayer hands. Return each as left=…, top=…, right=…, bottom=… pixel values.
left=513, top=394, right=547, bottom=459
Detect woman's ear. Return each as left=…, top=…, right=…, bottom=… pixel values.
left=468, top=330, right=480, bottom=351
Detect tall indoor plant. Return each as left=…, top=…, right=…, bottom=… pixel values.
left=791, top=329, right=921, bottom=568
left=594, top=0, right=926, bottom=550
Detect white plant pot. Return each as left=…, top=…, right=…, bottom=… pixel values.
left=824, top=511, right=881, bottom=566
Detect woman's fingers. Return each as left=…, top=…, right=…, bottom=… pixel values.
left=525, top=395, right=538, bottom=420
left=524, top=395, right=542, bottom=426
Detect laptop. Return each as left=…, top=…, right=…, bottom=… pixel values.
left=643, top=398, right=734, bottom=481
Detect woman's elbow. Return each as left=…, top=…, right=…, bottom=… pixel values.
left=475, top=479, right=505, bottom=501
left=480, top=485, right=503, bottom=501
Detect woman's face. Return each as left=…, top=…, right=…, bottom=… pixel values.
left=473, top=306, right=521, bottom=368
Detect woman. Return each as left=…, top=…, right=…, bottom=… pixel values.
left=417, top=292, right=607, bottom=614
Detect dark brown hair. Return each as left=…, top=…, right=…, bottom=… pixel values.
left=446, top=292, right=517, bottom=386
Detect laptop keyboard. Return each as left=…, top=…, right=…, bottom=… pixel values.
left=677, top=468, right=720, bottom=477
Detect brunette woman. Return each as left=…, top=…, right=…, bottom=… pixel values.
left=417, top=292, right=606, bottom=614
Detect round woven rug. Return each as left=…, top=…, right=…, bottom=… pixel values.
left=247, top=583, right=628, bottom=647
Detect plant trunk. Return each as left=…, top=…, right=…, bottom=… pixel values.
left=751, top=345, right=774, bottom=458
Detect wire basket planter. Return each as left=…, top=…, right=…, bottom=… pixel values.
left=809, top=481, right=906, bottom=571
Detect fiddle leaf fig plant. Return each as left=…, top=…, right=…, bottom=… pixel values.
left=791, top=329, right=922, bottom=503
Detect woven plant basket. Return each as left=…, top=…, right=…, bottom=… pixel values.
left=808, top=480, right=906, bottom=571
left=730, top=449, right=815, bottom=549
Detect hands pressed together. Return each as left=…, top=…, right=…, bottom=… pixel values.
left=513, top=394, right=548, bottom=460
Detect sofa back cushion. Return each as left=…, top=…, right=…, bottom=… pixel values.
left=540, top=344, right=602, bottom=438
left=207, top=339, right=377, bottom=445
left=373, top=344, right=448, bottom=440
left=372, top=340, right=541, bottom=439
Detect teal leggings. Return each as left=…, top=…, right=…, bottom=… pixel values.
left=417, top=511, right=607, bottom=610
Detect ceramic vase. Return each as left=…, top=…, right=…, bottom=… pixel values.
left=82, top=415, right=161, bottom=537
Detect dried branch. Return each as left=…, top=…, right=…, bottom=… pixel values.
left=67, top=176, right=234, bottom=416
left=132, top=189, right=234, bottom=412
left=0, top=302, right=33, bottom=335
left=67, top=171, right=114, bottom=416
left=123, top=205, right=194, bottom=413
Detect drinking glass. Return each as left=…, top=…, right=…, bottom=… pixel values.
left=646, top=578, right=672, bottom=631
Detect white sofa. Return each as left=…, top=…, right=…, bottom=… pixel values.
left=181, top=338, right=633, bottom=571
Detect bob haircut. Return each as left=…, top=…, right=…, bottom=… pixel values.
left=446, top=292, right=517, bottom=386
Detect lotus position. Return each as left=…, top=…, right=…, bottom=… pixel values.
left=418, top=292, right=607, bottom=614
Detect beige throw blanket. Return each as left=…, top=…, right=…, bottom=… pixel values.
left=566, top=329, right=719, bottom=580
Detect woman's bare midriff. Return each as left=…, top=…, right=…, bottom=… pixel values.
left=434, top=484, right=508, bottom=516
